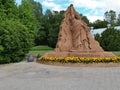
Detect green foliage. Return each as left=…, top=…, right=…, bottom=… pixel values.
left=0, top=0, right=38, bottom=64
left=113, top=51, right=120, bottom=56
left=30, top=45, right=53, bottom=51
left=18, top=0, right=38, bottom=38
left=80, top=14, right=90, bottom=25
left=91, top=20, right=108, bottom=29
left=35, top=9, right=64, bottom=47
left=31, top=0, right=47, bottom=45
left=95, top=28, right=120, bottom=51
left=31, top=0, right=43, bottom=21
left=0, top=19, right=32, bottom=63
left=117, top=14, right=120, bottom=25
left=48, top=23, right=60, bottom=48
left=35, top=30, right=47, bottom=45
left=104, top=10, right=116, bottom=26
left=0, top=45, right=4, bottom=51
left=91, top=10, right=120, bottom=29
left=47, top=11, right=64, bottom=48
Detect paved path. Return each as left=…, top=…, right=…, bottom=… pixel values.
left=0, top=61, right=120, bottom=90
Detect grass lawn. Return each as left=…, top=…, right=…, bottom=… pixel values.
left=27, top=45, right=54, bottom=58
left=30, top=45, right=53, bottom=51
left=27, top=45, right=120, bottom=59
left=112, top=51, right=120, bottom=56
left=28, top=50, right=53, bottom=57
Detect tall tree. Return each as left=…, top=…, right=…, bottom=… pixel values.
left=30, top=0, right=48, bottom=45
left=95, top=28, right=120, bottom=51
left=0, top=0, right=39, bottom=64
left=0, top=0, right=18, bottom=19
left=91, top=19, right=108, bottom=29
left=104, top=10, right=116, bottom=26
left=47, top=10, right=64, bottom=48
left=35, top=9, right=52, bottom=45
left=30, top=0, right=43, bottom=22
left=117, top=13, right=120, bottom=25
left=80, top=14, right=90, bottom=25
left=18, top=0, right=38, bottom=42
left=39, top=10, right=64, bottom=47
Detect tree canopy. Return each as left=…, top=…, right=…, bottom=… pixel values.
left=95, top=27, right=120, bottom=51
left=0, top=0, right=38, bottom=64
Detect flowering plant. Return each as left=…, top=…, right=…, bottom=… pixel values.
left=37, top=56, right=120, bottom=63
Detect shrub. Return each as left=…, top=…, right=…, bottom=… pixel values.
left=0, top=19, right=33, bottom=64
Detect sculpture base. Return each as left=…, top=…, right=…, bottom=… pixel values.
left=43, top=51, right=115, bottom=57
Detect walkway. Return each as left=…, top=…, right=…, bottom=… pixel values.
left=0, top=61, right=120, bottom=90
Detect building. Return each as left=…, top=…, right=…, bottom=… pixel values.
left=90, top=26, right=120, bottom=36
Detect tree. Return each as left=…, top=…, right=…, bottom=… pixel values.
left=47, top=10, right=64, bottom=48
left=117, top=13, right=120, bottom=25
left=94, top=34, right=101, bottom=43
left=0, top=0, right=39, bottom=64
left=80, top=14, right=90, bottom=25
left=104, top=10, right=116, bottom=26
left=18, top=0, right=39, bottom=43
left=91, top=19, right=108, bottom=29
left=30, top=0, right=43, bottom=22
left=35, top=9, right=64, bottom=47
left=30, top=0, right=48, bottom=45
left=35, top=9, right=52, bottom=45
left=0, top=19, right=31, bottom=63
left=95, top=28, right=120, bottom=51
left=0, top=0, right=18, bottom=19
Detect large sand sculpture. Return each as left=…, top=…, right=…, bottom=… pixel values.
left=43, top=4, right=115, bottom=57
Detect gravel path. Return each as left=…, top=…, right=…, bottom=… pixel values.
left=0, top=61, right=120, bottom=90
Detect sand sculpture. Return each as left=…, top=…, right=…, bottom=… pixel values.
left=43, top=4, right=115, bottom=57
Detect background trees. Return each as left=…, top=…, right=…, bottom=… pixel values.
left=104, top=10, right=116, bottom=27
left=90, top=20, right=108, bottom=29
left=95, top=28, right=120, bottom=51
left=94, top=10, right=120, bottom=51
left=91, top=10, right=120, bottom=29
left=117, top=13, right=120, bottom=25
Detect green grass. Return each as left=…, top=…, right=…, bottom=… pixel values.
left=27, top=45, right=54, bottom=58
left=112, top=51, right=120, bottom=56
left=30, top=45, right=53, bottom=51
left=28, top=50, right=53, bottom=57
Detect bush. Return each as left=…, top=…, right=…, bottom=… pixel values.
left=0, top=19, right=33, bottom=64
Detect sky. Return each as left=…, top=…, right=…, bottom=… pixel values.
left=16, top=0, right=120, bottom=22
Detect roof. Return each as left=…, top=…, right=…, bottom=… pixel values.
left=90, top=26, right=120, bottom=36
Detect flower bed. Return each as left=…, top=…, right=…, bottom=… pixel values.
left=37, top=56, right=120, bottom=64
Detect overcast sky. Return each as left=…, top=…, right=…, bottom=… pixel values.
left=16, top=0, right=120, bottom=22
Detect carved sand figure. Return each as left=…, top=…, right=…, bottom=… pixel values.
left=55, top=4, right=103, bottom=52
left=44, top=4, right=115, bottom=57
